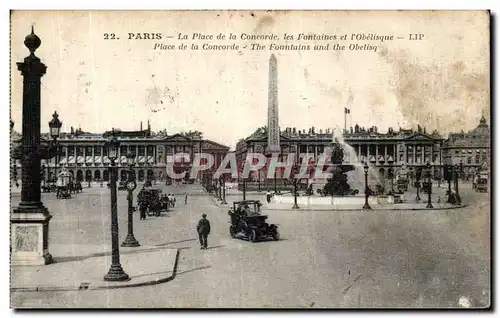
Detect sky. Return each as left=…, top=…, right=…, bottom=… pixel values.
left=10, top=10, right=490, bottom=149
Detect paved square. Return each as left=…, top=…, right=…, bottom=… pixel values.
left=11, top=183, right=490, bottom=308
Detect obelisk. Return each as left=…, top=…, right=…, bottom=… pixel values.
left=266, top=54, right=280, bottom=154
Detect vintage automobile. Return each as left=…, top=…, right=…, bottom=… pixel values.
left=475, top=172, right=488, bottom=193
left=228, top=200, right=279, bottom=243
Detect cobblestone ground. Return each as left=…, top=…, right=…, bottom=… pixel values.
left=10, top=182, right=490, bottom=308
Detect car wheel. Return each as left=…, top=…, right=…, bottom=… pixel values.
left=229, top=226, right=236, bottom=238
left=250, top=229, right=258, bottom=243
left=272, top=229, right=280, bottom=241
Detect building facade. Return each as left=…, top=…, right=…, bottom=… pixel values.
left=442, top=115, right=490, bottom=179
left=235, top=124, right=445, bottom=185
left=11, top=123, right=230, bottom=183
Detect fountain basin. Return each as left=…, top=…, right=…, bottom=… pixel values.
left=272, top=195, right=380, bottom=206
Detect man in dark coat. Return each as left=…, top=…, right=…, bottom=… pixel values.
left=138, top=188, right=147, bottom=220
left=196, top=213, right=211, bottom=249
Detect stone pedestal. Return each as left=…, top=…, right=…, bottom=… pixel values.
left=11, top=207, right=52, bottom=266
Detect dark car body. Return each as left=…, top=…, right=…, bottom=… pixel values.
left=228, top=200, right=279, bottom=242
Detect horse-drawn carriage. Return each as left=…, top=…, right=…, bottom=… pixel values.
left=228, top=200, right=280, bottom=243
left=56, top=169, right=73, bottom=199
left=475, top=171, right=489, bottom=193
left=138, top=188, right=170, bottom=217
left=42, top=182, right=57, bottom=193
left=72, top=181, right=83, bottom=193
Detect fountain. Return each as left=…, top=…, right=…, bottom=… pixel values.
left=269, top=125, right=386, bottom=208
left=322, top=136, right=358, bottom=196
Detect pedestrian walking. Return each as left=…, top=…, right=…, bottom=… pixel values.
left=266, top=190, right=271, bottom=203
left=185, top=193, right=188, bottom=204
left=196, top=213, right=211, bottom=249
left=139, top=199, right=147, bottom=220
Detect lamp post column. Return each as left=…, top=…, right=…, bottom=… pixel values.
left=363, top=163, right=371, bottom=210
left=11, top=27, right=53, bottom=266
left=219, top=178, right=222, bottom=199
left=426, top=163, right=433, bottom=208
left=122, top=164, right=140, bottom=247
left=243, top=178, right=246, bottom=201
left=274, top=170, right=277, bottom=194
left=454, top=165, right=462, bottom=205
left=221, top=177, right=227, bottom=204
left=292, top=178, right=299, bottom=209
left=415, top=168, right=421, bottom=202
left=447, top=165, right=452, bottom=203
left=104, top=158, right=129, bottom=281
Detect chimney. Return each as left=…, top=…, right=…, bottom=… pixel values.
left=70, top=126, right=74, bottom=134
left=140, top=121, right=143, bottom=131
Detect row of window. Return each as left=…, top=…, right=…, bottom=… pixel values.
left=466, top=154, right=488, bottom=165
left=55, top=145, right=156, bottom=157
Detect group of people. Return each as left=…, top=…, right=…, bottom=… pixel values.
left=137, top=186, right=179, bottom=220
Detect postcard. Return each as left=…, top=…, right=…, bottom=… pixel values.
left=10, top=10, right=490, bottom=308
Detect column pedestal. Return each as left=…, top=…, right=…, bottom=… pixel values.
left=11, top=206, right=53, bottom=266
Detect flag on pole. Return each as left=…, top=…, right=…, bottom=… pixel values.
left=344, top=107, right=350, bottom=114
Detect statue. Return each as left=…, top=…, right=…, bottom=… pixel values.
left=322, top=141, right=357, bottom=196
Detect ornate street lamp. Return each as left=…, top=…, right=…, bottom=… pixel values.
left=454, top=164, right=462, bottom=205
left=415, top=168, right=421, bottom=202
left=445, top=164, right=453, bottom=203
left=292, top=164, right=299, bottom=209
left=122, top=152, right=140, bottom=247
left=274, top=169, right=277, bottom=194
left=258, top=172, right=261, bottom=192
left=48, top=111, right=62, bottom=183
left=221, top=174, right=227, bottom=205
left=218, top=177, right=223, bottom=199
left=214, top=179, right=219, bottom=199
left=103, top=129, right=129, bottom=281
left=363, top=162, right=371, bottom=209
left=387, top=157, right=394, bottom=194
left=243, top=177, right=247, bottom=201
left=425, top=162, right=433, bottom=208
left=41, top=163, right=46, bottom=186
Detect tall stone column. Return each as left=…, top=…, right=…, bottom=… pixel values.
left=11, top=27, right=53, bottom=265
left=413, top=144, right=416, bottom=165
left=266, top=54, right=280, bottom=154
left=395, top=144, right=399, bottom=164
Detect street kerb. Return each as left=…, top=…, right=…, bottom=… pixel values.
left=10, top=246, right=179, bottom=292
left=262, top=204, right=468, bottom=212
